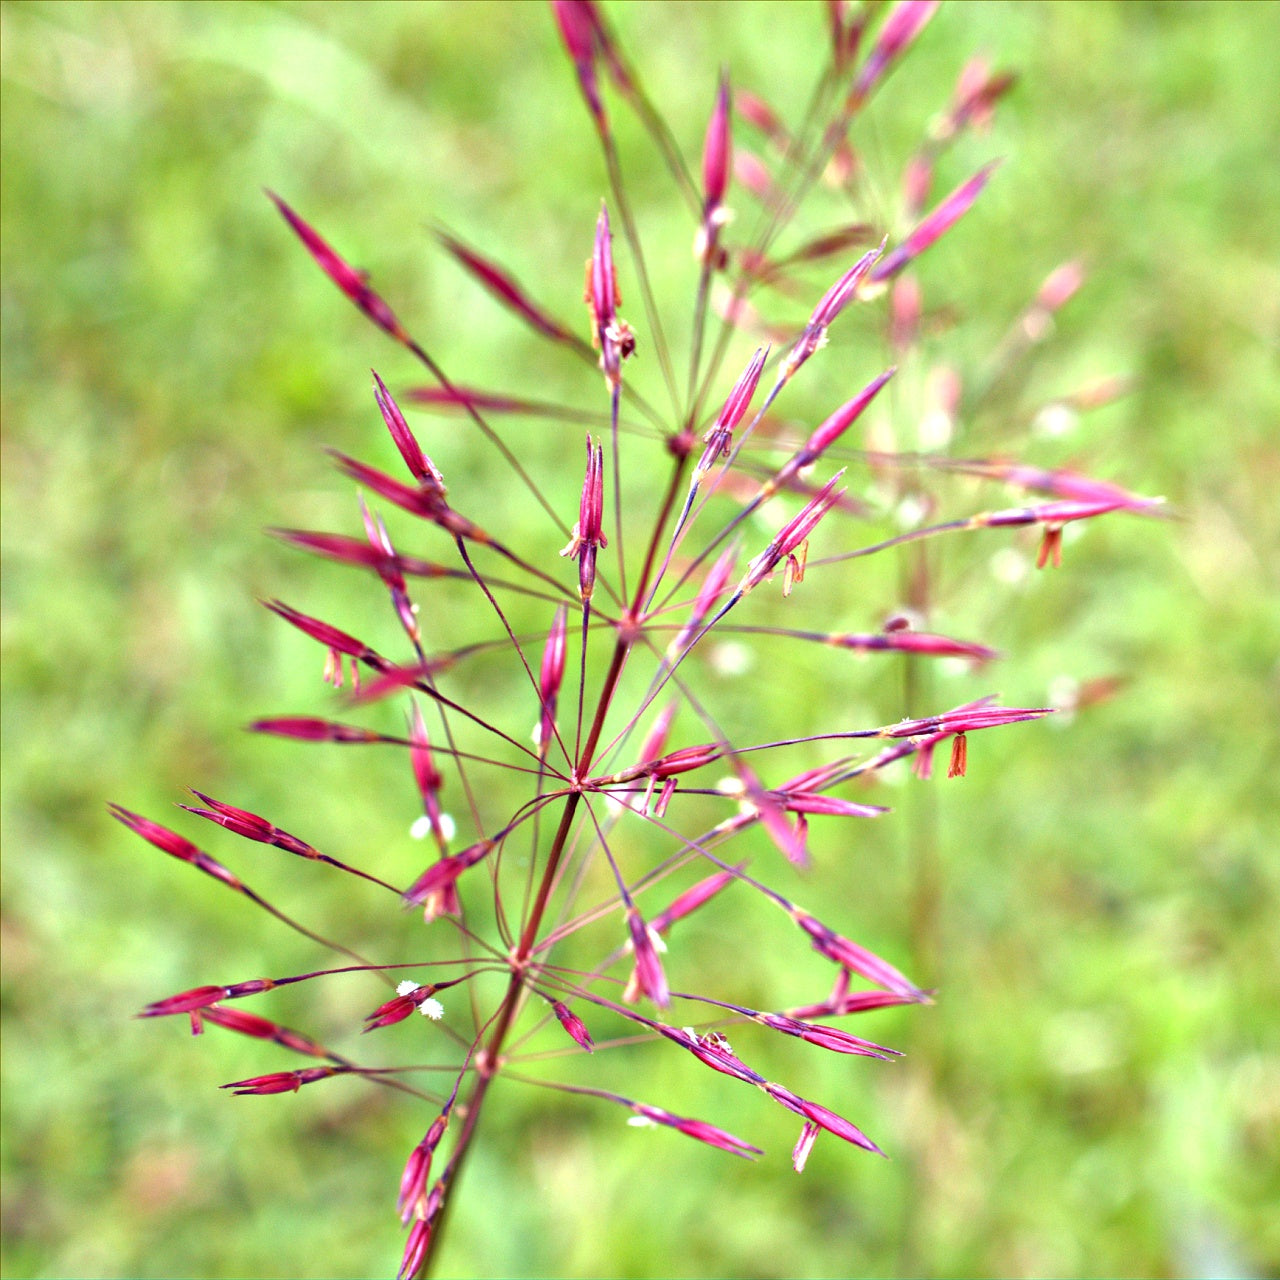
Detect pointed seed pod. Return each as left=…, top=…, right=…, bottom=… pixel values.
left=267, top=192, right=404, bottom=338
left=559, top=436, right=608, bottom=600
left=625, top=907, right=670, bottom=1008
left=535, top=606, right=568, bottom=751
left=551, top=1001, right=595, bottom=1052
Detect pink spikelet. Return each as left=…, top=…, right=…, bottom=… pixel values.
left=560, top=435, right=608, bottom=600
left=696, top=70, right=733, bottom=265
left=585, top=204, right=634, bottom=391
left=267, top=192, right=405, bottom=339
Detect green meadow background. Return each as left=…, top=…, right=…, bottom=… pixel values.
left=3, top=2, right=1277, bottom=1276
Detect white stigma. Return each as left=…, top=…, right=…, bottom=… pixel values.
left=409, top=812, right=457, bottom=842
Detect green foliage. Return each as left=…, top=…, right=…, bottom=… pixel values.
left=3, top=2, right=1277, bottom=1276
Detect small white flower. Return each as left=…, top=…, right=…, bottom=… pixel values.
left=409, top=812, right=457, bottom=842
left=627, top=1115, right=655, bottom=1129
left=397, top=980, right=421, bottom=997
left=418, top=998, right=445, bottom=1021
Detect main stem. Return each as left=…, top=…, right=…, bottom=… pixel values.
left=419, top=453, right=690, bottom=1275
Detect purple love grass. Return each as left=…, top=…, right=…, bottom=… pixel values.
left=113, top=6, right=1164, bottom=1276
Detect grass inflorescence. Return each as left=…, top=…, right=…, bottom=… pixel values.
left=112, top=4, right=1164, bottom=1275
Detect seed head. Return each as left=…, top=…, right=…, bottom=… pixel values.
left=870, top=161, right=1000, bottom=284
left=741, top=471, right=846, bottom=593
left=398, top=1109, right=451, bottom=1225
left=850, top=0, right=941, bottom=108
left=365, top=983, right=445, bottom=1032
left=625, top=907, right=670, bottom=1008
left=533, top=606, right=569, bottom=753
left=372, top=371, right=444, bottom=492
left=764, top=1082, right=885, bottom=1157
left=559, top=436, right=608, bottom=600
left=782, top=250, right=882, bottom=380
left=552, top=0, right=606, bottom=127
left=585, top=205, right=634, bottom=390
left=117, top=11, right=1161, bottom=1273
left=222, top=1067, right=345, bottom=1096
left=698, top=347, right=767, bottom=473
left=702, top=71, right=732, bottom=213
left=402, top=840, right=496, bottom=913
left=629, top=1103, right=760, bottom=1160
left=266, top=192, right=404, bottom=338
left=551, top=1001, right=596, bottom=1053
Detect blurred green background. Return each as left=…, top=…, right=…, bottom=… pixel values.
left=3, top=2, right=1278, bottom=1276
